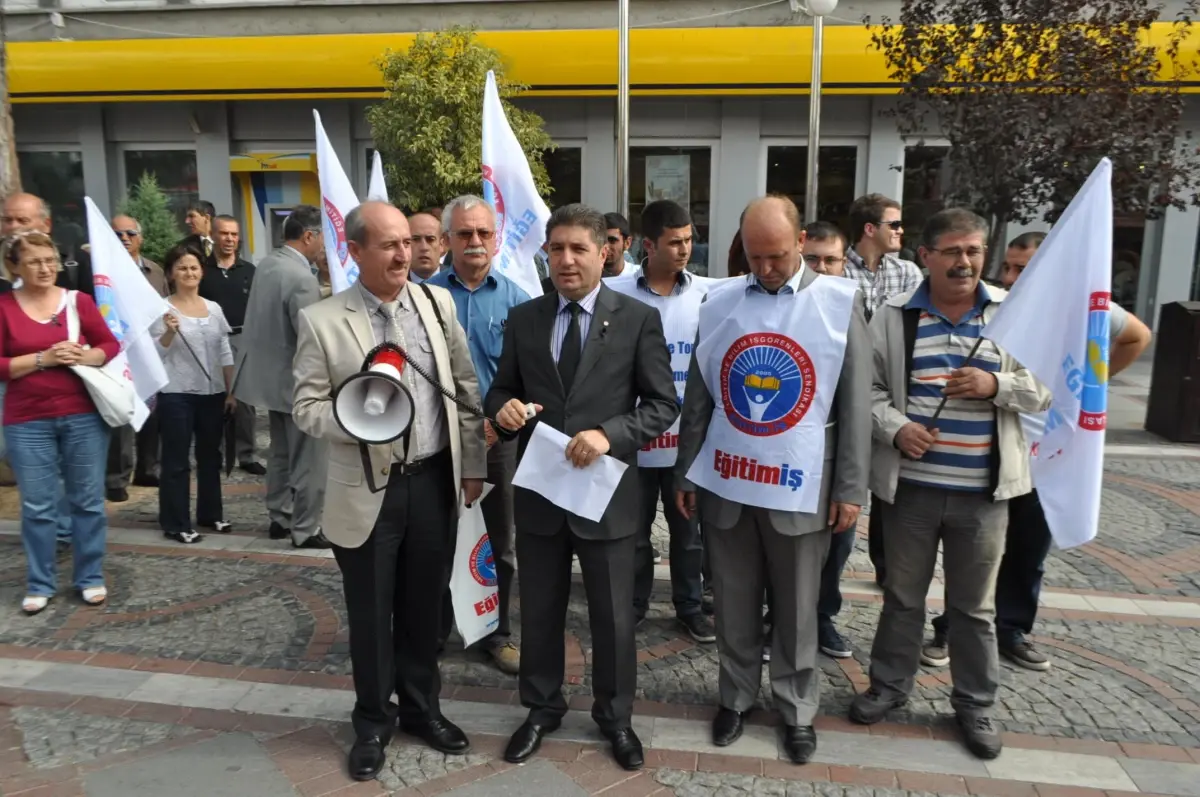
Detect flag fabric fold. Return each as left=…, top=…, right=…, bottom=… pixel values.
left=314, top=109, right=361, bottom=294
left=367, top=150, right=389, bottom=202
left=481, top=70, right=547, bottom=300
left=83, top=197, right=170, bottom=431
left=982, top=158, right=1114, bottom=549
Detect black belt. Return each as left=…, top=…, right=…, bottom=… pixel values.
left=394, top=447, right=450, bottom=476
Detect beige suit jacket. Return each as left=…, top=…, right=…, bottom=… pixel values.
left=292, top=282, right=488, bottom=549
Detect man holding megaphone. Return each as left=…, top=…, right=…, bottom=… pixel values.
left=293, top=201, right=487, bottom=782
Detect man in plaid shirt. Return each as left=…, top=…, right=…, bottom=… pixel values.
left=843, top=194, right=923, bottom=321
left=842, top=193, right=923, bottom=590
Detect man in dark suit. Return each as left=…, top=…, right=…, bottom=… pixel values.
left=486, top=204, right=678, bottom=771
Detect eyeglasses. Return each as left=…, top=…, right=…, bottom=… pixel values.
left=928, top=246, right=987, bottom=261
left=877, top=220, right=904, bottom=231
left=21, top=257, right=60, bottom=272
left=803, top=254, right=846, bottom=269
left=114, top=229, right=140, bottom=239
left=453, top=228, right=495, bottom=242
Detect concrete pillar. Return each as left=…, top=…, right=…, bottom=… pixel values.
left=582, top=99, right=616, bottom=212
left=76, top=105, right=111, bottom=217
left=315, top=101, right=354, bottom=186
left=711, top=98, right=761, bottom=278
left=865, top=97, right=904, bottom=201
left=194, top=102, right=234, bottom=216
left=1146, top=204, right=1198, bottom=328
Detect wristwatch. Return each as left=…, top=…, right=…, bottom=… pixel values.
left=35, top=351, right=45, bottom=370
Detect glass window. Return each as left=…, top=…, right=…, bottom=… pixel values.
left=902, top=145, right=951, bottom=260
left=17, top=150, right=86, bottom=258
left=122, top=149, right=199, bottom=225
left=765, top=145, right=859, bottom=234
left=629, top=146, right=713, bottom=274
left=543, top=146, right=582, bottom=210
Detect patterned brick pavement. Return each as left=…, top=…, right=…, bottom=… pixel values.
left=1, top=448, right=1199, bottom=795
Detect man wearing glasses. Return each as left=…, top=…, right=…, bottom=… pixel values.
left=844, top=194, right=923, bottom=588
left=408, top=211, right=446, bottom=284
left=105, top=215, right=169, bottom=501
left=850, top=209, right=1050, bottom=760
left=428, top=194, right=530, bottom=675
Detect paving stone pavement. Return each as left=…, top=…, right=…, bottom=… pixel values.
left=2, top=408, right=1200, bottom=794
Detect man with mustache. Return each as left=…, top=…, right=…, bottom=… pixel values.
left=851, top=208, right=1051, bottom=760
left=428, top=194, right=530, bottom=675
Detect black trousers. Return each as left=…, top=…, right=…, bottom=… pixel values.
left=333, top=450, right=456, bottom=740
left=106, top=411, right=160, bottom=490
left=157, top=393, right=224, bottom=534
left=517, top=523, right=637, bottom=732
left=931, top=490, right=1053, bottom=646
left=634, top=466, right=704, bottom=618
left=817, top=527, right=856, bottom=625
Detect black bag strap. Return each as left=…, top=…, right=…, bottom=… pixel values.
left=902, top=305, right=921, bottom=382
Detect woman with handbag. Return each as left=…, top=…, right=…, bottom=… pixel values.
left=152, top=244, right=236, bottom=544
left=0, top=231, right=119, bottom=614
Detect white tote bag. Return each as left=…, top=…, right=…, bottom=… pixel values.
left=65, top=291, right=136, bottom=428
left=448, top=484, right=499, bottom=647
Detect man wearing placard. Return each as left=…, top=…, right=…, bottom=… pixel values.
left=675, top=195, right=871, bottom=765
left=487, top=203, right=677, bottom=771
left=606, top=199, right=716, bottom=643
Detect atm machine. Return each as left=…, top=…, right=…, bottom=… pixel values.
left=265, top=205, right=298, bottom=250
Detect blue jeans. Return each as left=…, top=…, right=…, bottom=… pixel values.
left=5, top=412, right=109, bottom=595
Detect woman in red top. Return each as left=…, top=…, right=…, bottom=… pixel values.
left=0, top=232, right=119, bottom=614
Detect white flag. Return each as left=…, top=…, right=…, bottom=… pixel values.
left=83, top=197, right=170, bottom=431
left=481, top=70, right=547, bottom=299
left=982, top=158, right=1113, bottom=549
left=314, top=109, right=361, bottom=294
left=367, top=150, right=389, bottom=202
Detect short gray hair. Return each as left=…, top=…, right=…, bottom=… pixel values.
left=112, top=215, right=142, bottom=234
left=545, top=203, right=607, bottom=249
left=921, top=208, right=989, bottom=251
left=442, top=195, right=497, bottom=234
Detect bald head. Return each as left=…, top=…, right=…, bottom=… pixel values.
left=345, top=201, right=412, bottom=301
left=739, top=195, right=805, bottom=293
left=2, top=193, right=51, bottom=236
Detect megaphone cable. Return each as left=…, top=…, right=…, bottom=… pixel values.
left=361, top=342, right=491, bottom=423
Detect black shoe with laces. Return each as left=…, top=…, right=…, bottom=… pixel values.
left=818, top=623, right=852, bottom=658
left=956, top=714, right=1003, bottom=759
left=164, top=529, right=203, bottom=545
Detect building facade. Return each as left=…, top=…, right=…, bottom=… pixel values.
left=8, top=0, right=1200, bottom=325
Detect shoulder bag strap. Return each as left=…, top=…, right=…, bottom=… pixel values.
left=418, top=282, right=448, bottom=339
left=65, top=290, right=82, bottom=344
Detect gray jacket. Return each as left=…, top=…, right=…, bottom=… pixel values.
left=675, top=268, right=873, bottom=536
left=233, top=246, right=322, bottom=413
left=869, top=284, right=1052, bottom=503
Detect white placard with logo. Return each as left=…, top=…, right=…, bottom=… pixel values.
left=685, top=277, right=856, bottom=513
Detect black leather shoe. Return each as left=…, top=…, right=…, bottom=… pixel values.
left=504, top=720, right=559, bottom=763
left=783, top=725, right=817, bottom=764
left=294, top=530, right=332, bottom=549
left=106, top=487, right=129, bottom=503
left=604, top=727, right=644, bottom=771
left=348, top=735, right=386, bottom=781
left=400, top=717, right=470, bottom=754
left=132, top=475, right=159, bottom=488
left=712, top=707, right=745, bottom=747
left=239, top=461, right=267, bottom=476
left=268, top=521, right=290, bottom=540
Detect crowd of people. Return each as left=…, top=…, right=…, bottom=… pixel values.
left=0, top=184, right=1154, bottom=784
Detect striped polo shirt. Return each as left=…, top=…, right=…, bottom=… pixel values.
left=898, top=282, right=1003, bottom=492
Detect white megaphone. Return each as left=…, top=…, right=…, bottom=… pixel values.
left=332, top=344, right=415, bottom=445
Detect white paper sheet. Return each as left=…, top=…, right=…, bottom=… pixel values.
left=511, top=423, right=628, bottom=522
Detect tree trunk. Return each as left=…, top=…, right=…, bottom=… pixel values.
left=0, top=7, right=21, bottom=200
left=985, top=215, right=1007, bottom=282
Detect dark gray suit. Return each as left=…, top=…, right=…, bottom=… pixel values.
left=674, top=269, right=871, bottom=726
left=485, top=284, right=677, bottom=731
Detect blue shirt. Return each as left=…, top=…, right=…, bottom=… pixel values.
left=898, top=281, right=1001, bottom=492
left=427, top=267, right=531, bottom=398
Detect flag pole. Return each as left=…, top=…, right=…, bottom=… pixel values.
left=616, top=0, right=630, bottom=219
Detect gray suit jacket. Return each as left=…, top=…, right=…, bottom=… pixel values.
left=484, top=284, right=679, bottom=541
left=674, top=269, right=872, bottom=535
left=233, top=246, right=322, bottom=414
